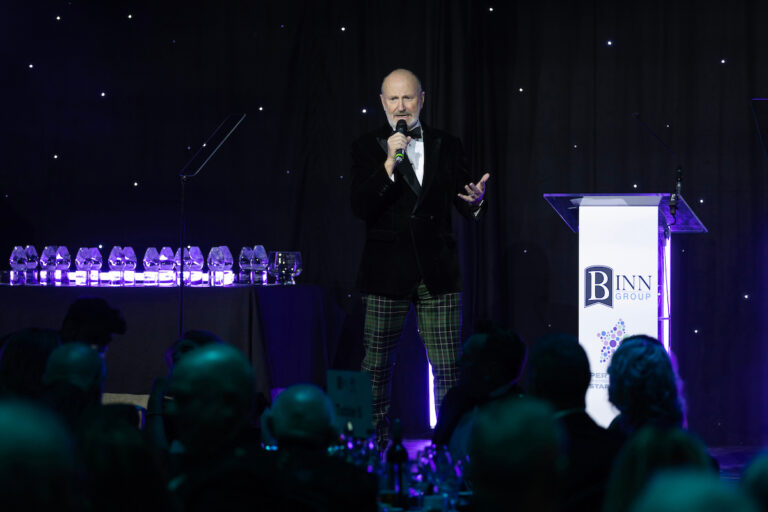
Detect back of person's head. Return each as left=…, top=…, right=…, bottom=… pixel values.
left=164, top=329, right=224, bottom=371
left=265, top=384, right=338, bottom=449
left=60, top=297, right=126, bottom=353
left=167, top=343, right=255, bottom=454
left=0, top=400, right=80, bottom=511
left=603, top=426, right=714, bottom=512
left=43, top=342, right=105, bottom=396
left=527, top=332, right=590, bottom=410
left=77, top=404, right=171, bottom=511
left=742, top=452, right=768, bottom=511
left=460, top=322, right=527, bottom=396
left=0, top=328, right=60, bottom=399
left=631, top=469, right=758, bottom=512
left=608, top=335, right=684, bottom=433
left=469, top=396, right=561, bottom=512
left=40, top=343, right=106, bottom=428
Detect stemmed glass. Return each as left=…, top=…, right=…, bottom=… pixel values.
left=267, top=251, right=302, bottom=285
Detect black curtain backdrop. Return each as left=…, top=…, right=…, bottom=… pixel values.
left=2, top=0, right=768, bottom=446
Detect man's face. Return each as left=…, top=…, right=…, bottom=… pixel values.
left=380, top=72, right=425, bottom=129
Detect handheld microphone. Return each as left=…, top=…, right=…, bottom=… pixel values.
left=394, top=119, right=407, bottom=164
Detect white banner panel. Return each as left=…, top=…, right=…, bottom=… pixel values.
left=579, top=205, right=658, bottom=427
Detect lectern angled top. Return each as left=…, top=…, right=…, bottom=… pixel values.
left=543, top=193, right=708, bottom=234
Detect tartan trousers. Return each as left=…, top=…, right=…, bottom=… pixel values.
left=361, top=282, right=462, bottom=449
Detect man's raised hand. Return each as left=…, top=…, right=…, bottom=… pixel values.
left=458, top=173, right=490, bottom=205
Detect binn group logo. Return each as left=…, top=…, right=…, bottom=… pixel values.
left=584, top=265, right=654, bottom=308
left=585, top=265, right=613, bottom=307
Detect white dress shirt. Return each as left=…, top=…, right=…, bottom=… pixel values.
left=389, top=123, right=424, bottom=185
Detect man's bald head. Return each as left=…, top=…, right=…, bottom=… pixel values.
left=43, top=342, right=105, bottom=394
left=267, top=384, right=338, bottom=449
left=380, top=68, right=423, bottom=95
left=167, top=344, right=255, bottom=453
left=171, top=343, right=254, bottom=402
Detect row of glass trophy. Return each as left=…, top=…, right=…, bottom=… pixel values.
left=5, top=245, right=302, bottom=287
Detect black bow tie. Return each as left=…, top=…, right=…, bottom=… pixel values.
left=393, top=125, right=423, bottom=140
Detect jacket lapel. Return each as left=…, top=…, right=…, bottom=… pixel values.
left=414, top=124, right=441, bottom=212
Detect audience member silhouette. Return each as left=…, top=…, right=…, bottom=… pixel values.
left=259, top=384, right=379, bottom=511
left=526, top=332, right=625, bottom=512
left=165, top=343, right=256, bottom=464
left=60, top=297, right=126, bottom=355
left=741, top=452, right=768, bottom=512
left=164, top=329, right=224, bottom=372
left=631, top=469, right=758, bottom=512
left=0, top=327, right=60, bottom=399
left=602, top=426, right=713, bottom=512
left=607, top=335, right=685, bottom=435
left=264, top=383, right=339, bottom=449
left=147, top=330, right=228, bottom=452
left=40, top=342, right=105, bottom=429
left=469, top=396, right=562, bottom=512
left=433, top=323, right=526, bottom=461
left=174, top=383, right=378, bottom=512
left=0, top=400, right=81, bottom=511
left=77, top=404, right=174, bottom=512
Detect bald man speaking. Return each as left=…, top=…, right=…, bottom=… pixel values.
left=350, top=68, right=489, bottom=449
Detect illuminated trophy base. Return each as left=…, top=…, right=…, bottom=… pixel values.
left=29, top=270, right=236, bottom=287
left=545, top=193, right=706, bottom=427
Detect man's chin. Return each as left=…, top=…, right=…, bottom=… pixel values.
left=387, top=115, right=419, bottom=129
left=390, top=116, right=417, bottom=127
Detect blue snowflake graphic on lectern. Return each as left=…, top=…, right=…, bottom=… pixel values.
left=597, top=318, right=626, bottom=363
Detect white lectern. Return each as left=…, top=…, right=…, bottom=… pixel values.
left=544, top=193, right=707, bottom=427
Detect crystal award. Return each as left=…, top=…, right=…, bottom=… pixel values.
left=74, top=247, right=92, bottom=286
left=8, top=246, right=26, bottom=285
left=106, top=246, right=125, bottom=285
left=143, top=247, right=160, bottom=286
left=158, top=246, right=175, bottom=285
left=238, top=246, right=254, bottom=283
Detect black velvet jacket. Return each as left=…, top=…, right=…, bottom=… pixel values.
left=350, top=123, right=485, bottom=298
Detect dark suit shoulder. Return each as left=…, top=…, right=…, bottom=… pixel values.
left=421, top=124, right=457, bottom=140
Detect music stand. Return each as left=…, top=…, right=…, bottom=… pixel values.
left=177, top=113, right=247, bottom=336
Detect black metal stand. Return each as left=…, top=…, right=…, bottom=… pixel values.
left=176, top=113, right=246, bottom=336
left=178, top=175, right=188, bottom=336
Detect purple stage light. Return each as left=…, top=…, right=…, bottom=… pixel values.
left=428, top=363, right=436, bottom=428
left=660, top=236, right=671, bottom=352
